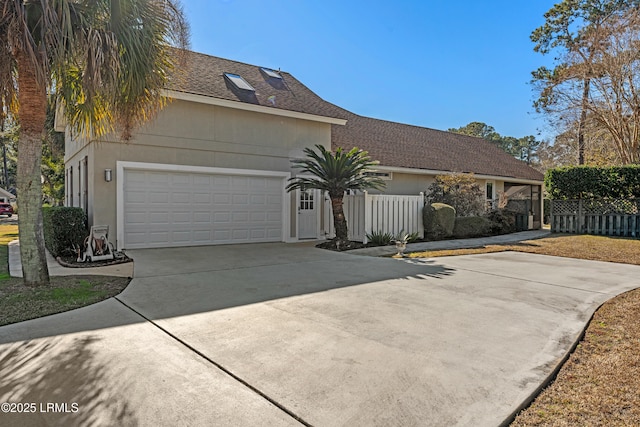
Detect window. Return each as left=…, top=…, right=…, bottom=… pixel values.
left=223, top=73, right=255, bottom=91
left=78, top=160, right=82, bottom=207
left=485, top=181, right=495, bottom=210
left=486, top=182, right=494, bottom=200
left=299, top=190, right=314, bottom=210
left=260, top=67, right=282, bottom=79
left=69, top=166, right=74, bottom=207
left=82, top=156, right=88, bottom=212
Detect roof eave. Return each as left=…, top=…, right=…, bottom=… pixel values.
left=164, top=90, right=348, bottom=125
left=374, top=165, right=544, bottom=185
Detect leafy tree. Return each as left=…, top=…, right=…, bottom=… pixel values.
left=286, top=145, right=385, bottom=245
left=531, top=0, right=640, bottom=164
left=449, top=122, right=542, bottom=163
left=0, top=0, right=189, bottom=285
left=425, top=173, right=485, bottom=217
left=0, top=117, right=18, bottom=191
left=448, top=122, right=501, bottom=142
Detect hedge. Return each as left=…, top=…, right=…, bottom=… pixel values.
left=42, top=207, right=88, bottom=257
left=452, top=216, right=492, bottom=238
left=423, top=203, right=456, bottom=239
left=545, top=165, right=640, bottom=199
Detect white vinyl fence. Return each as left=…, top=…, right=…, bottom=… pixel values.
left=325, top=192, right=424, bottom=243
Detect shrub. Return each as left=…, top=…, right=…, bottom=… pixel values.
left=366, top=230, right=394, bottom=245
left=423, top=203, right=456, bottom=239
left=404, top=231, right=422, bottom=243
left=485, top=209, right=517, bottom=235
left=42, top=207, right=87, bottom=257
left=425, top=173, right=485, bottom=217
left=545, top=165, right=640, bottom=199
left=453, top=216, right=492, bottom=238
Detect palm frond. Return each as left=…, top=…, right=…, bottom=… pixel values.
left=286, top=144, right=386, bottom=195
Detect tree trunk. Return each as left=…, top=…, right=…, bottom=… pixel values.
left=577, top=78, right=591, bottom=165
left=16, top=52, right=50, bottom=286
left=331, top=195, right=348, bottom=242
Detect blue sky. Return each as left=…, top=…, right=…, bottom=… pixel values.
left=183, top=1, right=558, bottom=140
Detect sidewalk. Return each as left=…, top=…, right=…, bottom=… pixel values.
left=348, top=229, right=551, bottom=257
left=8, top=240, right=134, bottom=278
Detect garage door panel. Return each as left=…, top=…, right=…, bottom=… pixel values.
left=148, top=212, right=169, bottom=224
left=193, top=212, right=211, bottom=223
left=123, top=169, right=284, bottom=249
left=171, top=193, right=190, bottom=204
left=148, top=172, right=170, bottom=186
left=193, top=193, right=211, bottom=204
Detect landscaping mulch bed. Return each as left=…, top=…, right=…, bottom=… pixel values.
left=56, top=252, right=133, bottom=268
left=316, top=240, right=371, bottom=251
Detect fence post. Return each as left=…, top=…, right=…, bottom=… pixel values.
left=418, top=192, right=425, bottom=238
left=363, top=191, right=370, bottom=244
left=577, top=199, right=583, bottom=234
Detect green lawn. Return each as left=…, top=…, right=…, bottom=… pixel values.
left=0, top=224, right=131, bottom=326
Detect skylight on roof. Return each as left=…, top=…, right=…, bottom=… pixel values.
left=224, top=73, right=255, bottom=91
left=260, top=67, right=282, bottom=79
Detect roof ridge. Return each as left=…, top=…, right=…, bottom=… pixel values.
left=182, top=48, right=290, bottom=76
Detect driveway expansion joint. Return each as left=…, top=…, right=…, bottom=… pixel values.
left=113, top=296, right=312, bottom=427
left=426, top=263, right=613, bottom=295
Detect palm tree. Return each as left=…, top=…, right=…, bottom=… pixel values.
left=0, top=0, right=189, bottom=285
left=286, top=144, right=385, bottom=244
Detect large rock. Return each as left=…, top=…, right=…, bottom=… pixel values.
left=423, top=203, right=456, bottom=239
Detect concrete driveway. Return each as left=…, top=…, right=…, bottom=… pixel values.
left=1, top=243, right=639, bottom=426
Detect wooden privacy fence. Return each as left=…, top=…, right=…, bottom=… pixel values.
left=325, top=192, right=424, bottom=243
left=550, top=199, right=640, bottom=237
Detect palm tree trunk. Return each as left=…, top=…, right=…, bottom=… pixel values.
left=331, top=195, right=348, bottom=242
left=16, top=52, right=50, bottom=286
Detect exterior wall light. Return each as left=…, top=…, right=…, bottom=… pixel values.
left=104, top=169, right=112, bottom=182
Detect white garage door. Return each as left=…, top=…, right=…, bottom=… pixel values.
left=123, top=169, right=285, bottom=249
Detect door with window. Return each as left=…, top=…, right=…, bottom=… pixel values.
left=298, top=189, right=318, bottom=239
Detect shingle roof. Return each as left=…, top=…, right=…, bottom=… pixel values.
left=331, top=111, right=545, bottom=181
left=170, top=51, right=544, bottom=182
left=168, top=50, right=348, bottom=120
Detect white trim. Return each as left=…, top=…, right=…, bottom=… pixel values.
left=365, top=171, right=393, bottom=181
left=164, top=90, right=347, bottom=126
left=116, top=161, right=291, bottom=249
left=373, top=165, right=543, bottom=185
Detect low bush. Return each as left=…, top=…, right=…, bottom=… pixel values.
left=366, top=230, right=394, bottom=245
left=453, top=216, right=492, bottom=238
left=403, top=231, right=422, bottom=243
left=486, top=209, right=517, bottom=235
left=425, top=173, right=485, bottom=217
left=42, top=207, right=87, bottom=257
left=423, top=203, right=456, bottom=239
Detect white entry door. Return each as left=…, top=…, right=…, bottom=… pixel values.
left=298, top=189, right=318, bottom=239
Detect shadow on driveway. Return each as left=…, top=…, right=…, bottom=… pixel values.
left=119, top=243, right=456, bottom=322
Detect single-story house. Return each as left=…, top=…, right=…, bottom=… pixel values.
left=0, top=187, right=16, bottom=204
left=62, top=50, right=543, bottom=250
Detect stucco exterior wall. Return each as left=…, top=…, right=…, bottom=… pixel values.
left=365, top=172, right=434, bottom=196
left=67, top=99, right=333, bottom=246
